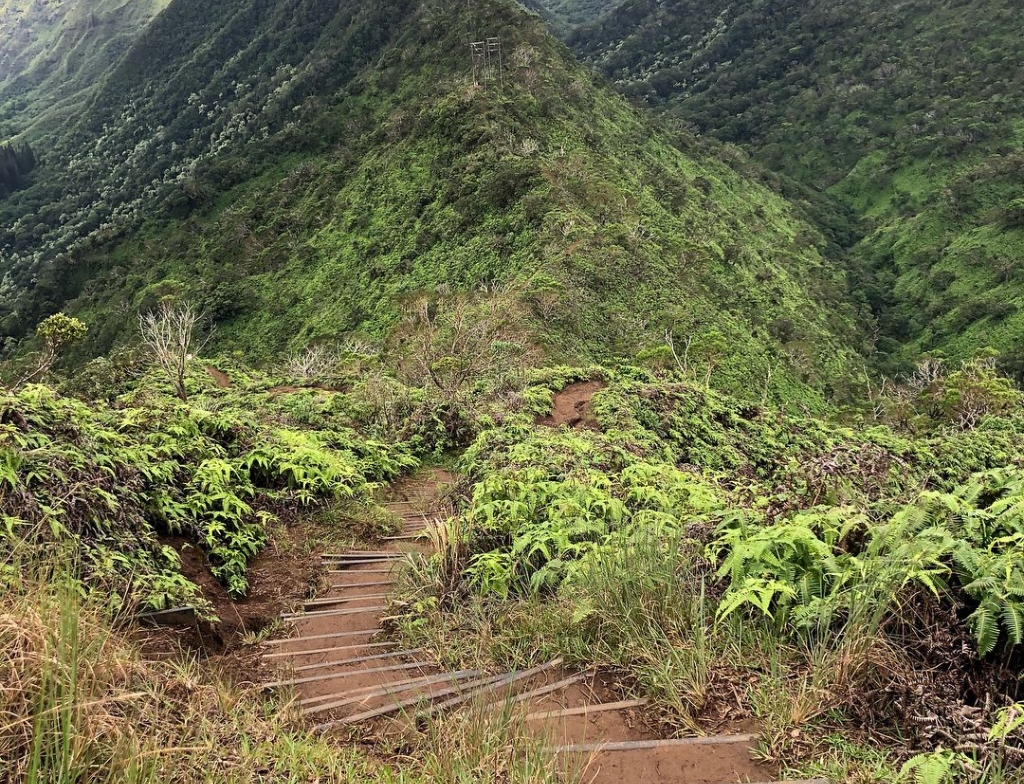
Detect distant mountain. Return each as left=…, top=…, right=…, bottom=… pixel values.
left=521, top=0, right=620, bottom=30
left=0, top=0, right=863, bottom=404
left=0, top=0, right=170, bottom=141
left=571, top=0, right=1024, bottom=375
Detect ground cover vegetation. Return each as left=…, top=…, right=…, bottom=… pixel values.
left=568, top=0, right=1024, bottom=377
left=396, top=360, right=1024, bottom=782
left=6, top=313, right=1024, bottom=782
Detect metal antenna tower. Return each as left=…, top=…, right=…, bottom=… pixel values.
left=470, top=40, right=487, bottom=85
left=486, top=37, right=503, bottom=89
left=469, top=36, right=503, bottom=87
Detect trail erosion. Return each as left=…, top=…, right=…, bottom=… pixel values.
left=262, top=469, right=825, bottom=784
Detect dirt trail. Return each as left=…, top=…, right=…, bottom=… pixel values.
left=262, top=470, right=821, bottom=784
left=538, top=381, right=603, bottom=429
left=205, top=366, right=230, bottom=388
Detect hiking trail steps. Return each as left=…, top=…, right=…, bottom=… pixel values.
left=263, top=468, right=825, bottom=784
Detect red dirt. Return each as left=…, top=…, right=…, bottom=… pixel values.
left=568, top=742, right=767, bottom=784
left=137, top=535, right=317, bottom=661
left=206, top=366, right=231, bottom=388
left=538, top=381, right=604, bottom=429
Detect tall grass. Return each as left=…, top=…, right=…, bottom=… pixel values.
left=1, top=555, right=583, bottom=784
left=559, top=532, right=718, bottom=729
left=0, top=558, right=397, bottom=784
left=418, top=695, right=584, bottom=784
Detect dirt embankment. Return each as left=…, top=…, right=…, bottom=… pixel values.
left=538, top=381, right=604, bottom=430
left=205, top=366, right=231, bottom=388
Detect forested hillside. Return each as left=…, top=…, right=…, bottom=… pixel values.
left=522, top=0, right=619, bottom=30
left=0, top=0, right=864, bottom=405
left=0, top=0, right=169, bottom=140
left=571, top=0, right=1024, bottom=374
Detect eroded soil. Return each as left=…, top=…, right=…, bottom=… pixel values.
left=538, top=381, right=604, bottom=429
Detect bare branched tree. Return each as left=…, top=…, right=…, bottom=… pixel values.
left=139, top=301, right=209, bottom=401
left=395, top=288, right=539, bottom=404
left=285, top=345, right=338, bottom=379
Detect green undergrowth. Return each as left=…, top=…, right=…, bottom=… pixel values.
left=395, top=365, right=1024, bottom=779
left=0, top=365, right=417, bottom=610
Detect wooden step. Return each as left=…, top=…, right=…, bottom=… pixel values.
left=263, top=640, right=394, bottom=660
left=264, top=656, right=431, bottom=689
left=325, top=580, right=394, bottom=590
left=283, top=648, right=410, bottom=673
left=314, top=670, right=495, bottom=729
left=280, top=605, right=385, bottom=621
left=419, top=658, right=565, bottom=718
left=263, top=628, right=379, bottom=647
left=548, top=734, right=768, bottom=784
left=524, top=699, right=646, bottom=722
left=302, top=669, right=484, bottom=715
left=325, top=560, right=401, bottom=569
left=304, top=594, right=389, bottom=608
left=546, top=734, right=757, bottom=754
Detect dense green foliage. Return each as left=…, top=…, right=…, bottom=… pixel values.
left=521, top=0, right=619, bottom=30
left=0, top=0, right=864, bottom=406
left=0, top=140, right=35, bottom=197
left=393, top=364, right=1024, bottom=772
left=8, top=0, right=1024, bottom=778
left=570, top=0, right=1024, bottom=374
left=0, top=371, right=416, bottom=607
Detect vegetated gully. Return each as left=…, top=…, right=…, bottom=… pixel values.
left=258, top=383, right=827, bottom=784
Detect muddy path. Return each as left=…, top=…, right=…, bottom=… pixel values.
left=538, top=381, right=604, bottom=430
left=259, top=469, right=819, bottom=784
left=205, top=365, right=231, bottom=388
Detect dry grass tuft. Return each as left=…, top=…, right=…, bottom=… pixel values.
left=0, top=564, right=397, bottom=784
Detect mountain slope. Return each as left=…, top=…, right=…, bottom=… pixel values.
left=0, top=0, right=170, bottom=141
left=521, top=0, right=620, bottom=30
left=0, top=0, right=864, bottom=404
left=571, top=0, right=1024, bottom=374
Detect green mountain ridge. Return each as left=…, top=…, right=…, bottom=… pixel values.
left=569, top=0, right=1024, bottom=375
left=0, top=0, right=862, bottom=405
left=0, top=0, right=170, bottom=141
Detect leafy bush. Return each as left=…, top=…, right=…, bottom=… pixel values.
left=0, top=378, right=415, bottom=605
